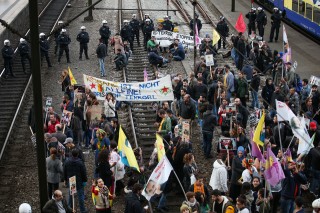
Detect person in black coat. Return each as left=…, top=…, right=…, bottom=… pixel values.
left=192, top=77, right=208, bottom=101
left=162, top=15, right=174, bottom=31
left=246, top=8, right=257, bottom=34
left=42, top=190, right=73, bottom=213
left=189, top=13, right=202, bottom=35
left=229, top=146, right=245, bottom=202
left=124, top=183, right=145, bottom=213
left=54, top=20, right=63, bottom=55
left=216, top=16, right=229, bottom=49
left=121, top=20, right=134, bottom=51
left=39, top=33, right=52, bottom=68
left=202, top=105, right=217, bottom=158
left=76, top=26, right=90, bottom=60
left=142, top=19, right=154, bottom=50
left=99, top=20, right=111, bottom=53
left=130, top=14, right=141, bottom=46
left=148, top=48, right=165, bottom=67
left=269, top=7, right=282, bottom=42
left=236, top=35, right=246, bottom=71
left=57, top=29, right=71, bottom=63
left=1, top=40, right=15, bottom=78
left=261, top=78, right=275, bottom=109
left=96, top=149, right=113, bottom=188
left=256, top=7, right=267, bottom=39
left=18, top=38, right=31, bottom=74
left=250, top=70, right=260, bottom=109
left=96, top=39, right=107, bottom=76
left=235, top=98, right=249, bottom=128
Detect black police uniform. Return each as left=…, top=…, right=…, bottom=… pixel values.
left=54, top=28, right=62, bottom=55
left=39, top=37, right=52, bottom=67
left=18, top=42, right=32, bottom=73
left=216, top=20, right=229, bottom=49
left=99, top=25, right=111, bottom=53
left=143, top=24, right=154, bottom=49
left=189, top=18, right=202, bottom=35
left=269, top=11, right=281, bottom=42
left=2, top=44, right=14, bottom=77
left=246, top=11, right=257, bottom=34
left=58, top=33, right=71, bottom=63
left=77, top=30, right=90, bottom=59
left=162, top=20, right=174, bottom=31
left=130, top=19, right=141, bottom=45
left=256, top=10, right=267, bottom=38
left=121, top=24, right=134, bottom=51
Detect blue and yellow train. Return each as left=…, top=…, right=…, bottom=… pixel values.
left=257, top=0, right=320, bottom=39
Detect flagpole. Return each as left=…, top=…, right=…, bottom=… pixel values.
left=281, top=25, right=285, bottom=78
left=276, top=100, right=284, bottom=153
left=172, top=169, right=188, bottom=201
left=284, top=136, right=295, bottom=154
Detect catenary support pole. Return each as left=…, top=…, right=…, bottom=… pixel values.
left=192, top=1, right=197, bottom=74
left=28, top=0, right=48, bottom=210
left=231, top=0, right=235, bottom=12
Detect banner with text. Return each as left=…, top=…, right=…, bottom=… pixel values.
left=151, top=30, right=199, bottom=48
left=83, top=74, right=174, bottom=102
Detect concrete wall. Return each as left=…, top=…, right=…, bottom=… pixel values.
left=0, top=0, right=51, bottom=66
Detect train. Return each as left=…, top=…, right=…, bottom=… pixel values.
left=256, top=0, right=320, bottom=40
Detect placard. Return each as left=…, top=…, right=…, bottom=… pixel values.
left=205, top=54, right=214, bottom=66
left=219, top=137, right=237, bottom=150
left=310, top=75, right=320, bottom=86
left=182, top=121, right=190, bottom=142
left=69, top=176, right=77, bottom=195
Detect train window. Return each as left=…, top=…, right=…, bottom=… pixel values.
left=292, top=0, right=299, bottom=13
left=306, top=3, right=313, bottom=20
left=314, top=7, right=320, bottom=24
left=299, top=1, right=306, bottom=15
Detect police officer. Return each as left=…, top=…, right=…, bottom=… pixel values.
left=39, top=33, right=52, bottom=68
left=58, top=29, right=71, bottom=63
left=141, top=14, right=154, bottom=29
left=18, top=38, right=31, bottom=74
left=76, top=26, right=90, bottom=60
left=216, top=16, right=229, bottom=49
left=121, top=20, right=134, bottom=51
left=54, top=20, right=63, bottom=55
left=99, top=20, right=111, bottom=54
left=246, top=8, right=257, bottom=34
left=269, top=7, right=282, bottom=42
left=189, top=13, right=202, bottom=36
left=2, top=39, right=14, bottom=78
left=143, top=19, right=154, bottom=50
left=130, top=14, right=141, bottom=46
left=256, top=7, right=267, bottom=39
left=162, top=15, right=174, bottom=31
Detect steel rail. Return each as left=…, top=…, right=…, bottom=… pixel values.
left=0, top=0, right=71, bottom=161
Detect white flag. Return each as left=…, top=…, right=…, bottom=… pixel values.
left=276, top=100, right=295, bottom=121
left=142, top=155, right=173, bottom=201
left=283, top=25, right=288, bottom=44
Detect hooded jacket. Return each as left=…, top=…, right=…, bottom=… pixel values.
left=212, top=196, right=235, bottom=213
left=209, top=159, right=228, bottom=192
left=124, top=192, right=144, bottom=213
left=261, top=78, right=275, bottom=105
left=64, top=157, right=87, bottom=189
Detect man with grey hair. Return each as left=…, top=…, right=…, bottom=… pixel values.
left=42, top=190, right=73, bottom=213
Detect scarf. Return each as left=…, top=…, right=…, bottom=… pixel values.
left=158, top=117, right=165, bottom=131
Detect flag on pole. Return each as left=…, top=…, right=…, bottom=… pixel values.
left=142, top=155, right=173, bottom=200
left=282, top=25, right=291, bottom=63
left=264, top=147, right=285, bottom=186
left=283, top=25, right=288, bottom=44
left=143, top=68, right=148, bottom=82
left=156, top=134, right=165, bottom=161
left=212, top=28, right=220, bottom=46
left=298, top=132, right=315, bottom=155
left=283, top=148, right=293, bottom=164
left=118, top=125, right=140, bottom=172
left=250, top=130, right=265, bottom=162
left=253, top=111, right=265, bottom=146
left=235, top=13, right=246, bottom=33
left=68, top=67, right=77, bottom=85
left=195, top=22, right=201, bottom=46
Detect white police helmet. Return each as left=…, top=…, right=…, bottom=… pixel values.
left=251, top=7, right=256, bottom=11
left=102, top=20, right=107, bottom=24
left=219, top=16, right=225, bottom=21
left=80, top=26, right=86, bottom=30
left=164, top=15, right=169, bottom=19
left=39, top=33, right=45, bottom=38
left=146, top=19, right=151, bottom=22
left=20, top=38, right=26, bottom=43
left=274, top=7, right=279, bottom=11
left=132, top=14, right=136, bottom=18
left=124, top=20, right=129, bottom=23
left=19, top=203, right=32, bottom=213
left=257, top=7, right=262, bottom=11
left=61, top=29, right=67, bottom=33
left=313, top=198, right=320, bottom=208
left=4, top=39, right=10, bottom=46
left=58, top=20, right=64, bottom=25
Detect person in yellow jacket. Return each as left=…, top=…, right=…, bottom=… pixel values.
left=211, top=189, right=235, bottom=213
left=91, top=178, right=113, bottom=213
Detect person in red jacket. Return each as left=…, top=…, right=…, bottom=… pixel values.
left=92, top=178, right=113, bottom=213
left=46, top=114, right=60, bottom=133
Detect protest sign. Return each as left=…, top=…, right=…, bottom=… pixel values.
left=83, top=74, right=174, bottom=102
left=182, top=121, right=190, bottom=142
left=219, top=137, right=237, bottom=150
left=205, top=54, right=214, bottom=66
left=69, top=176, right=77, bottom=195
left=310, top=75, right=320, bottom=86
left=151, top=30, right=201, bottom=48
left=62, top=110, right=73, bottom=127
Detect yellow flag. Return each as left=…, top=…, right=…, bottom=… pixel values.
left=253, top=111, right=265, bottom=146
left=156, top=134, right=165, bottom=161
left=68, top=67, right=77, bottom=85
left=118, top=125, right=140, bottom=172
left=212, top=28, right=221, bottom=46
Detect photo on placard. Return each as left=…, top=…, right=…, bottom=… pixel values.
left=62, top=110, right=73, bottom=126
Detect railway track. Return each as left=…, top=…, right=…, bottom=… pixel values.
left=0, top=0, right=70, bottom=210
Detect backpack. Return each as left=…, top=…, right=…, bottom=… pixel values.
left=294, top=73, right=302, bottom=93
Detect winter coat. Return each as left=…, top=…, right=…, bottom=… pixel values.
left=91, top=185, right=113, bottom=210
left=162, top=20, right=174, bottom=31
left=261, top=80, right=275, bottom=106
left=237, top=77, right=248, bottom=98
left=212, top=196, right=235, bottom=213
left=99, top=26, right=111, bottom=39
left=104, top=99, right=116, bottom=118
left=230, top=156, right=245, bottom=184
left=216, top=20, right=229, bottom=37
left=18, top=43, right=30, bottom=56
left=130, top=19, right=141, bottom=31
left=192, top=83, right=208, bottom=100
left=271, top=12, right=281, bottom=27
left=287, top=92, right=300, bottom=115
left=57, top=34, right=71, bottom=46
left=2, top=45, right=14, bottom=60
left=124, top=192, right=144, bottom=213
left=202, top=110, right=217, bottom=132
left=76, top=31, right=89, bottom=44
left=158, top=116, right=172, bottom=136
left=96, top=161, right=113, bottom=188
left=121, top=25, right=133, bottom=40
left=225, top=72, right=235, bottom=93
left=179, top=101, right=196, bottom=120
left=46, top=156, right=63, bottom=183
left=96, top=43, right=107, bottom=58
left=209, top=159, right=228, bottom=192
left=42, top=199, right=73, bottom=213
left=112, top=35, right=124, bottom=53
left=251, top=74, right=260, bottom=92
left=64, top=157, right=87, bottom=189
left=190, top=18, right=202, bottom=32
left=281, top=169, right=307, bottom=200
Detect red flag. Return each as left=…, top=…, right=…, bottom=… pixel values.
left=235, top=13, right=246, bottom=33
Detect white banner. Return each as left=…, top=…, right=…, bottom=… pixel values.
left=151, top=30, right=200, bottom=48
left=83, top=74, right=174, bottom=102
left=142, top=156, right=173, bottom=201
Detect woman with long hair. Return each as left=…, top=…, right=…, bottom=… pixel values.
left=46, top=147, right=63, bottom=199
left=183, top=153, right=198, bottom=191
left=104, top=93, right=116, bottom=121
left=96, top=149, right=113, bottom=189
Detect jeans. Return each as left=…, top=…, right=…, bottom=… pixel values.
left=69, top=187, right=87, bottom=213
left=202, top=131, right=213, bottom=157
left=158, top=193, right=167, bottom=208
left=173, top=55, right=183, bottom=61
left=311, top=169, right=320, bottom=196
left=280, top=197, right=294, bottom=213
left=99, top=58, right=105, bottom=76
left=83, top=129, right=92, bottom=148
left=251, top=90, right=260, bottom=108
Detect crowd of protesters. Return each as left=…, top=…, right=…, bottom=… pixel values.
left=14, top=7, right=320, bottom=213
